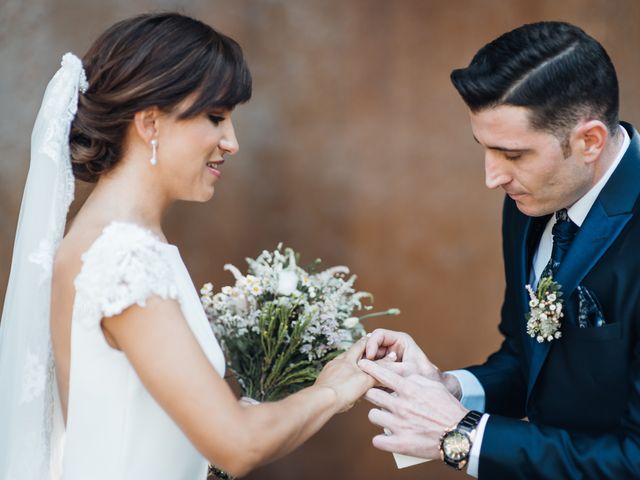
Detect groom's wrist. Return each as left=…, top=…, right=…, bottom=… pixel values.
left=441, top=372, right=462, bottom=400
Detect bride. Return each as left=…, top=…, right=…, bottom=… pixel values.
left=0, top=12, right=373, bottom=480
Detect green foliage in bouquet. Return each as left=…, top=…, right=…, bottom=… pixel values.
left=228, top=299, right=328, bottom=400
left=201, top=244, right=399, bottom=402
left=201, top=245, right=399, bottom=479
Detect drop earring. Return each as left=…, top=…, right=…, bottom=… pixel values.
left=150, top=139, right=158, bottom=166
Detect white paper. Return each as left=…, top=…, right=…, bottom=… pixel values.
left=392, top=452, right=430, bottom=469
left=382, top=427, right=430, bottom=468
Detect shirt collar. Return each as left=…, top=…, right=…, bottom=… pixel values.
left=568, top=125, right=630, bottom=227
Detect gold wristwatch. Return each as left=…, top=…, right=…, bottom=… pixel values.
left=439, top=410, right=483, bottom=470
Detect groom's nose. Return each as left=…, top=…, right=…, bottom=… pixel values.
left=484, top=152, right=511, bottom=190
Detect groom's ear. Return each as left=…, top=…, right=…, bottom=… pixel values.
left=132, top=107, right=161, bottom=144
left=571, top=120, right=608, bottom=164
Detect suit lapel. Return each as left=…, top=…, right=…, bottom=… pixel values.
left=518, top=215, right=548, bottom=361
left=518, top=216, right=533, bottom=350
left=526, top=122, right=640, bottom=398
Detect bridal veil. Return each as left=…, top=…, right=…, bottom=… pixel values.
left=0, top=53, right=87, bottom=479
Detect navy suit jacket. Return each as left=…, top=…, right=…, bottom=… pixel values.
left=466, top=122, right=640, bottom=478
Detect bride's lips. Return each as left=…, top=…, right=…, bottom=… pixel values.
left=206, top=160, right=224, bottom=178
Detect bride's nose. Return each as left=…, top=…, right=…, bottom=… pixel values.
left=220, top=122, right=239, bottom=155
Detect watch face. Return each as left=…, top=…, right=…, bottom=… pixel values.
left=442, top=431, right=471, bottom=462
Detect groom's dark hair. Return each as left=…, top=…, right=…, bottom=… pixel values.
left=450, top=21, right=619, bottom=144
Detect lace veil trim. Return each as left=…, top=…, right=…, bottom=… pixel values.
left=0, top=53, right=87, bottom=480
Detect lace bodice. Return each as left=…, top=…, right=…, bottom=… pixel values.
left=62, top=222, right=225, bottom=479
left=74, top=222, right=178, bottom=322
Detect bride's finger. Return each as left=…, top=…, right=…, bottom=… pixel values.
left=380, top=351, right=397, bottom=362
left=344, top=336, right=368, bottom=361
left=239, top=396, right=260, bottom=407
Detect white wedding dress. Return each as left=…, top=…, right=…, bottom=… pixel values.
left=62, top=221, right=225, bottom=479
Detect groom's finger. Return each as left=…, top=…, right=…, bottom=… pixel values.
left=371, top=432, right=407, bottom=454
left=365, top=329, right=399, bottom=360
left=374, top=360, right=412, bottom=377
left=367, top=408, right=397, bottom=431
left=358, top=359, right=407, bottom=392
left=370, top=345, right=389, bottom=360
left=364, top=387, right=397, bottom=411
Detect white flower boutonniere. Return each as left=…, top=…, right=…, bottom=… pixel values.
left=525, top=276, right=564, bottom=343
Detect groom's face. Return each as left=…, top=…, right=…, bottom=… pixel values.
left=469, top=105, right=592, bottom=217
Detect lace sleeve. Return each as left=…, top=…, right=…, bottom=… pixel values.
left=73, top=222, right=178, bottom=327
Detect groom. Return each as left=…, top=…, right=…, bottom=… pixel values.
left=358, top=21, right=640, bottom=478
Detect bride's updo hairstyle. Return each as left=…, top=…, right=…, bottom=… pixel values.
left=70, top=13, right=252, bottom=182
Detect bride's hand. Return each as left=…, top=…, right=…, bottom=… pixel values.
left=239, top=396, right=260, bottom=407
left=314, top=337, right=374, bottom=413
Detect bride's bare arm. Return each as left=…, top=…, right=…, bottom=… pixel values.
left=102, top=297, right=372, bottom=477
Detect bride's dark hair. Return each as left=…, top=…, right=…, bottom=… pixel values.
left=70, top=12, right=252, bottom=182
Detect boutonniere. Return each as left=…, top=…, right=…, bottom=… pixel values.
left=525, top=276, right=564, bottom=343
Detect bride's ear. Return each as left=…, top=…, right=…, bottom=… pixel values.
left=132, top=108, right=161, bottom=144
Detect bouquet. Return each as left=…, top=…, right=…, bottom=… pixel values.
left=200, top=245, right=399, bottom=479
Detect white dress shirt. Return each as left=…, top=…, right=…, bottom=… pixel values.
left=450, top=125, right=629, bottom=477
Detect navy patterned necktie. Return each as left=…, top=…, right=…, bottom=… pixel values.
left=540, top=208, right=579, bottom=280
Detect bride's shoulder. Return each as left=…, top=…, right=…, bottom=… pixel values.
left=68, top=221, right=179, bottom=320
left=82, top=221, right=171, bottom=256
left=74, top=221, right=175, bottom=275
left=77, top=221, right=175, bottom=280
left=56, top=221, right=171, bottom=271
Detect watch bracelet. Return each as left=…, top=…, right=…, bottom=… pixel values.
left=457, top=410, right=483, bottom=435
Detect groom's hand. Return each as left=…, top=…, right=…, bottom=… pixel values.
left=358, top=358, right=468, bottom=460
left=364, top=329, right=461, bottom=399
left=364, top=329, right=429, bottom=365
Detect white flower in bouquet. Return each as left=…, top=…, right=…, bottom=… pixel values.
left=344, top=317, right=360, bottom=329
left=277, top=270, right=299, bottom=296
left=200, top=244, right=400, bottom=402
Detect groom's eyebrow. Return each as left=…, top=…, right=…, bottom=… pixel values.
left=473, top=135, right=530, bottom=153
